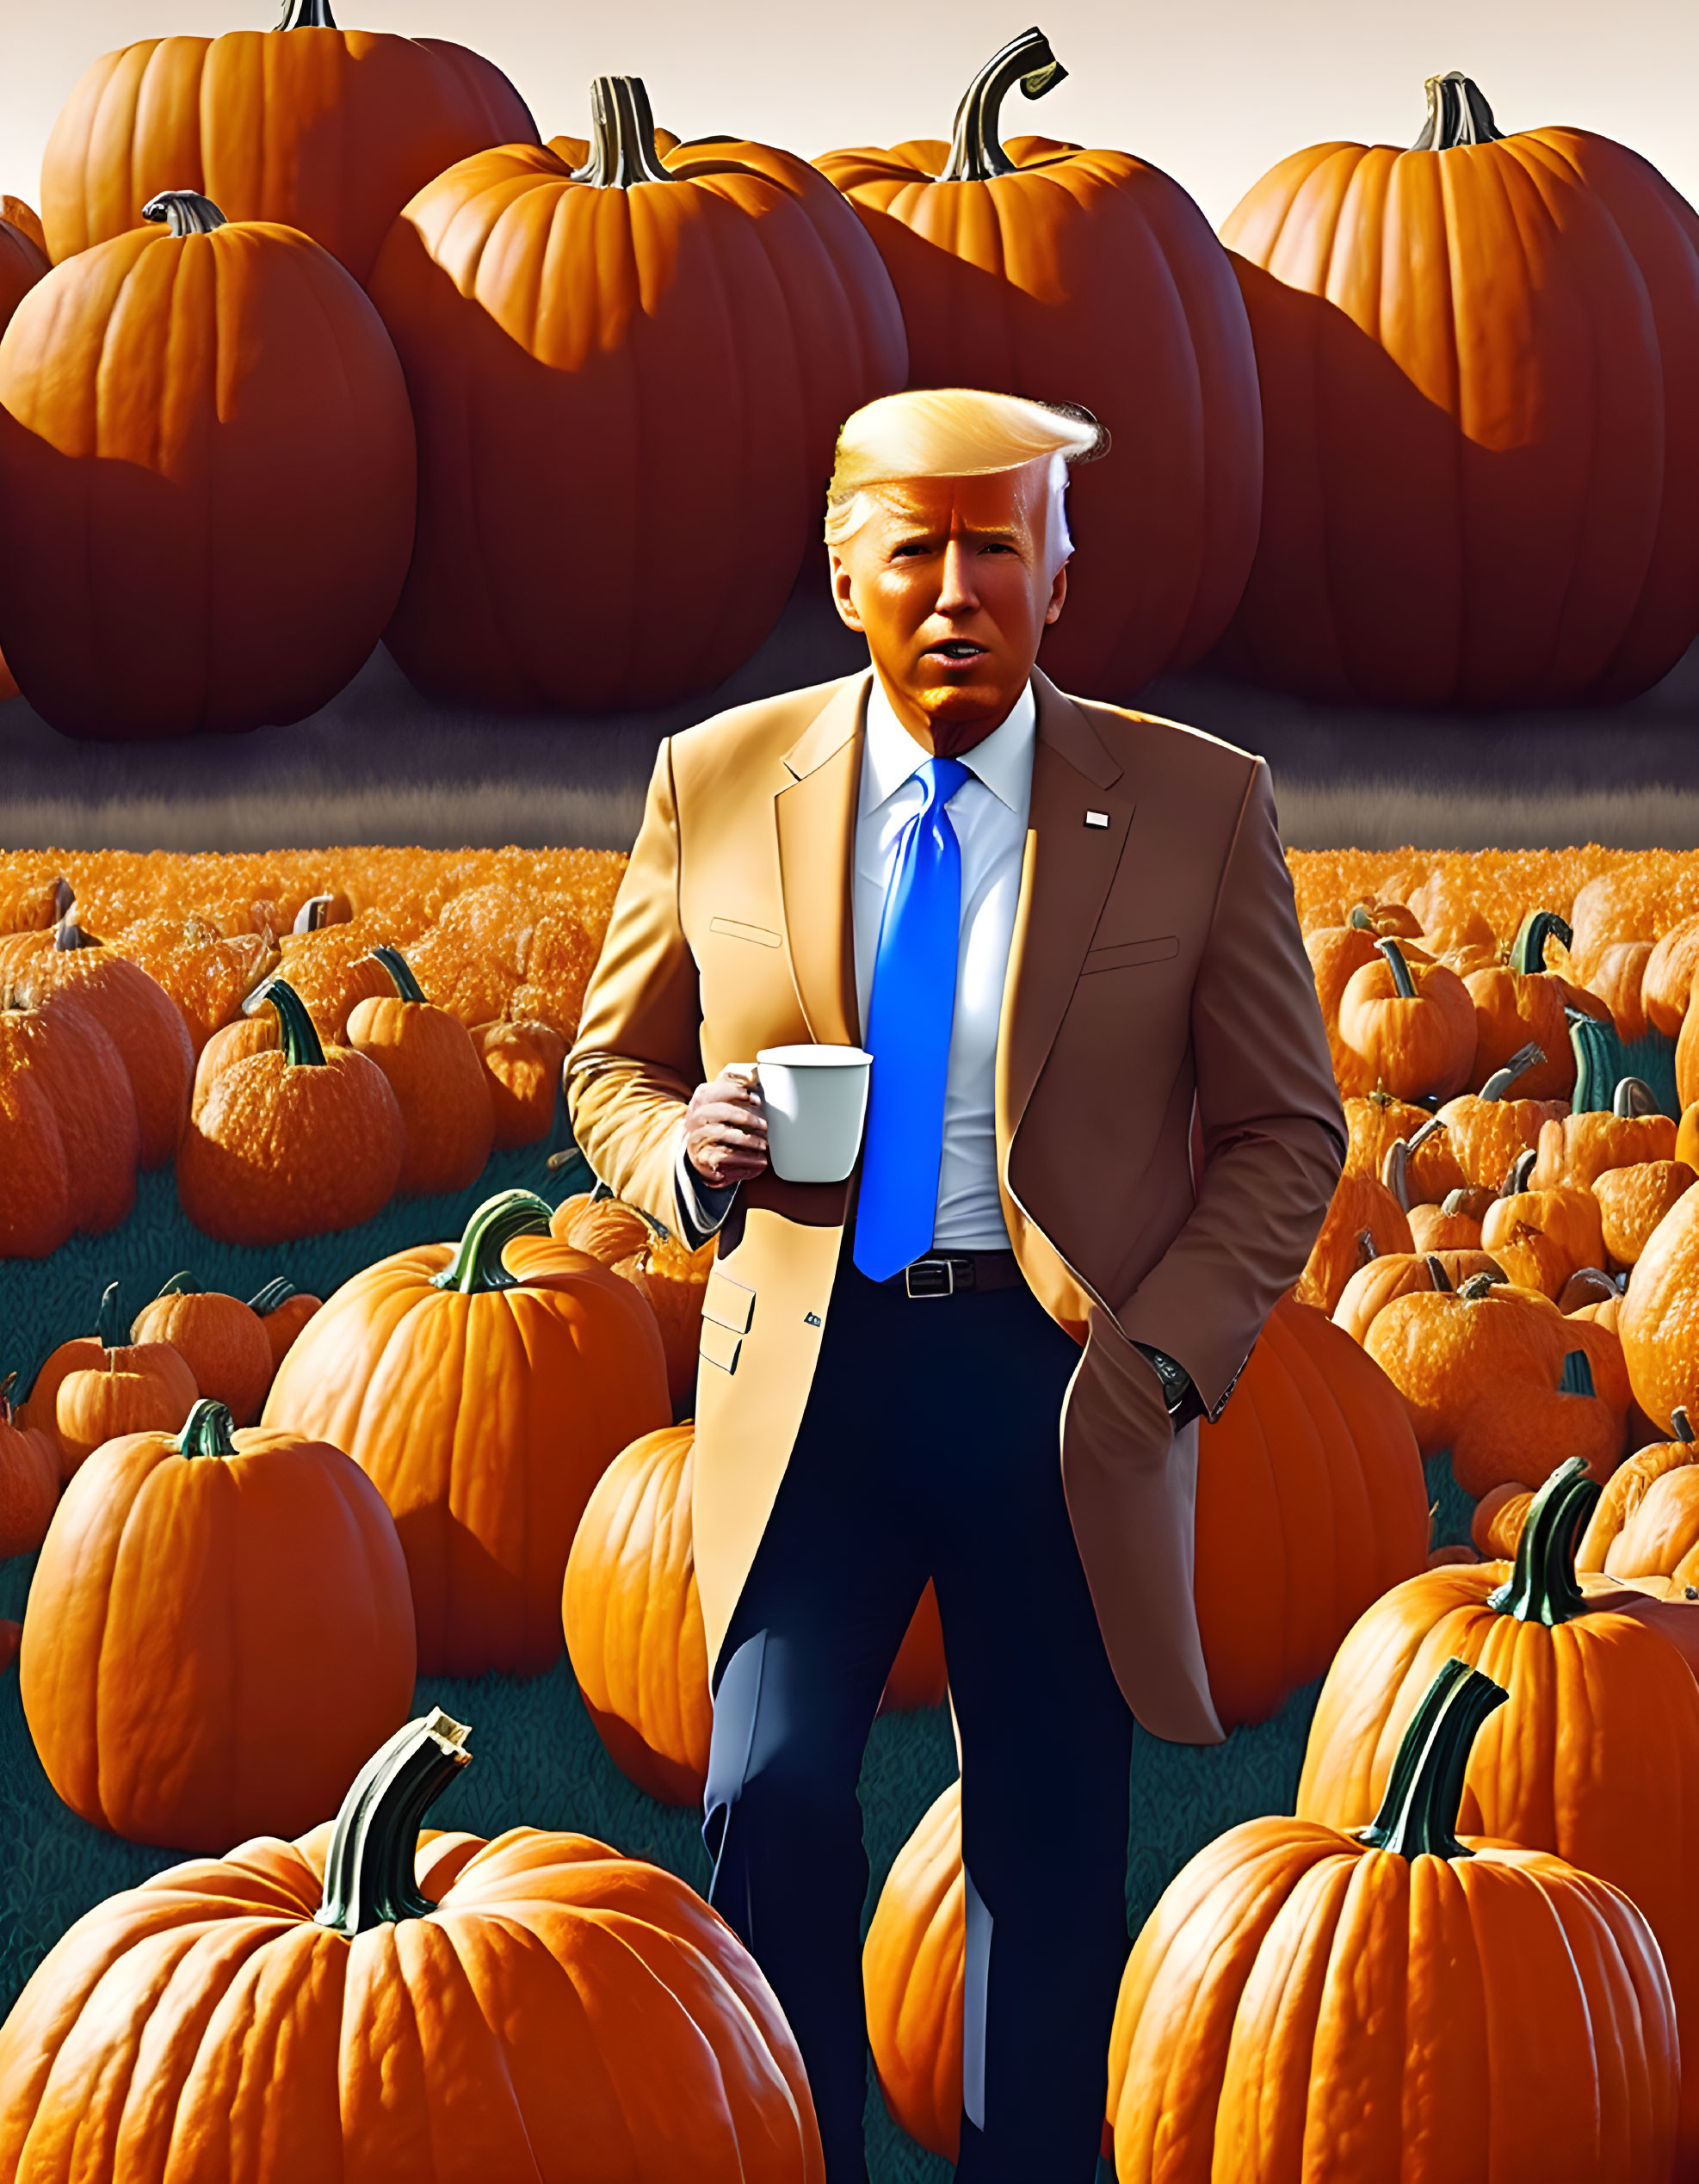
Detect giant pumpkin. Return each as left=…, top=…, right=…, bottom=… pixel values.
left=0, top=1709, right=826, bottom=2182
left=1220, top=71, right=1699, bottom=706
left=1619, top=1175, right=1699, bottom=1430
left=263, top=1189, right=670, bottom=1675
left=0, top=190, right=416, bottom=739
left=19, top=1398, right=416, bottom=1850
left=40, top=0, right=537, bottom=283
left=369, top=74, right=906, bottom=712
left=1297, top=1459, right=1699, bottom=2178
left=818, top=28, right=1261, bottom=698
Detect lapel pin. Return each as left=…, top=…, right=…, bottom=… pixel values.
left=1084, top=809, right=1109, bottom=828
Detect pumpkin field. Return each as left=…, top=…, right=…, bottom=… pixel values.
left=4, top=2, right=1699, bottom=2179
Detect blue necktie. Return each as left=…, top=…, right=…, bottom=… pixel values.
left=853, top=756, right=971, bottom=1280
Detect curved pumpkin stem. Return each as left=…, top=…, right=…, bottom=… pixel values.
left=1613, top=1076, right=1659, bottom=1119
left=176, top=1398, right=239, bottom=1460
left=316, top=1710, right=473, bottom=1937
left=1406, top=1111, right=1447, bottom=1151
left=143, top=190, right=227, bottom=237
left=153, top=1269, right=201, bottom=1300
left=278, top=0, right=337, bottom=22
left=1424, top=1254, right=1454, bottom=1293
left=1380, top=1138, right=1412, bottom=1212
left=431, top=1188, right=554, bottom=1294
left=52, top=917, right=99, bottom=952
left=1500, top=1147, right=1536, bottom=1196
left=1674, top=1405, right=1695, bottom=1445
left=1375, top=937, right=1418, bottom=1000
left=940, top=27, right=1067, bottom=183
left=571, top=77, right=672, bottom=188
left=1510, top=910, right=1572, bottom=977
left=1478, top=1040, right=1544, bottom=1101
left=265, top=979, right=327, bottom=1067
left=292, top=893, right=336, bottom=934
left=368, top=945, right=429, bottom=1005
left=96, top=1280, right=125, bottom=1350
left=246, top=1277, right=300, bottom=1313
left=1412, top=71, right=1506, bottom=151
left=1348, top=904, right=1375, bottom=931
left=1486, top=1455, right=1600, bottom=1626
left=1357, top=1657, right=1507, bottom=1860
left=1439, top=1187, right=1472, bottom=1216
left=1568, top=1013, right=1617, bottom=1114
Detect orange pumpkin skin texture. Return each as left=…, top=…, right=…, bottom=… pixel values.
left=1670, top=1098, right=1696, bottom=1173
left=264, top=1192, right=671, bottom=1675
left=1677, top=977, right=1699, bottom=1112
left=0, top=207, right=47, bottom=334
left=1292, top=1169, right=1412, bottom=1313
left=863, top=1780, right=965, bottom=2164
left=1296, top=1465, right=1698, bottom=2177
left=370, top=80, right=906, bottom=712
left=0, top=196, right=416, bottom=739
left=1574, top=1418, right=1699, bottom=1583
left=106, top=912, right=274, bottom=1056
left=1332, top=942, right=1478, bottom=1101
left=1342, top=1091, right=1454, bottom=1188
left=551, top=1188, right=656, bottom=1266
left=0, top=1711, right=826, bottom=2184
left=177, top=980, right=405, bottom=1245
left=19, top=1399, right=416, bottom=1850
left=1590, top=937, right=1654, bottom=1042
left=1595, top=1158, right=1696, bottom=1269
left=1220, top=80, right=1699, bottom=706
left=0, top=1053, right=71, bottom=1258
left=344, top=947, right=494, bottom=1194
left=1192, top=1298, right=1427, bottom=1727
left=40, top=17, right=538, bottom=284
left=1331, top=1249, right=1503, bottom=1347
left=1619, top=1180, right=1699, bottom=1431
left=1481, top=1185, right=1609, bottom=1294
left=1462, top=914, right=1606, bottom=1100
left=1406, top=1200, right=1484, bottom=1252
left=1473, top=1480, right=1535, bottom=1559
left=5, top=937, right=194, bottom=1167
left=1532, top=1107, right=1678, bottom=1190
left=130, top=1280, right=275, bottom=1428
left=818, top=32, right=1260, bottom=700
left=470, top=1017, right=567, bottom=1147
left=1642, top=911, right=1699, bottom=1039
left=0, top=1381, right=59, bottom=1558
left=551, top=1188, right=714, bottom=1410
left=247, top=1278, right=322, bottom=1371
left=27, top=1288, right=200, bottom=1479
left=0, top=993, right=139, bottom=1239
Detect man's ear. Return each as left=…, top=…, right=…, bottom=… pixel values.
left=829, top=550, right=866, bottom=633
left=1043, top=559, right=1069, bottom=626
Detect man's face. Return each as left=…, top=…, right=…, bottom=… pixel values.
left=828, top=461, right=1069, bottom=753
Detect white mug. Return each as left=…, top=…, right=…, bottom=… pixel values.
left=754, top=1044, right=874, bottom=1184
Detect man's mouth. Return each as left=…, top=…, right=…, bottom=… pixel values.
left=924, top=642, right=987, bottom=661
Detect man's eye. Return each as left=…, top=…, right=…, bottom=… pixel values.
left=891, top=541, right=930, bottom=558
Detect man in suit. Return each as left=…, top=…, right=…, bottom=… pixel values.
left=566, top=387, right=1344, bottom=2181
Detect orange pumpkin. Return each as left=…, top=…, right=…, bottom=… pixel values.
left=1220, top=71, right=1699, bottom=706
left=817, top=28, right=1261, bottom=699
left=863, top=1780, right=966, bottom=2163
left=106, top=910, right=275, bottom=1055
left=1677, top=969, right=1699, bottom=1111
left=0, top=988, right=139, bottom=1239
left=1331, top=1249, right=1504, bottom=1347
left=1292, top=1167, right=1412, bottom=1313
left=177, top=978, right=405, bottom=1244
left=0, top=190, right=416, bottom=739
left=1463, top=911, right=1606, bottom=1099
left=1480, top=1182, right=1608, bottom=1298
left=1532, top=1100, right=1677, bottom=1193
left=263, top=1189, right=670, bottom=1675
left=1428, top=1045, right=1568, bottom=1192
left=1618, top=1176, right=1699, bottom=1431
left=1111, top=1654, right=1677, bottom=2181
left=130, top=1273, right=275, bottom=1428
left=370, top=74, right=905, bottom=711
left=22, top=1281, right=199, bottom=1479
left=1332, top=938, right=1477, bottom=1101
left=470, top=1017, right=567, bottom=1147
left=0, top=1025, right=72, bottom=1258
left=1574, top=1408, right=1699, bottom=1585
left=0, top=1709, right=826, bottom=2182
left=247, top=1277, right=323, bottom=1371
left=20, top=1398, right=416, bottom=1850
left=1406, top=1190, right=1486, bottom=1253
left=0, top=1374, right=59, bottom=1558
left=344, top=946, right=494, bottom=1194
left=1642, top=910, right=1699, bottom=1038
left=1343, top=1090, right=1459, bottom=1194
left=1297, top=1459, right=1699, bottom=2176
left=1595, top=1158, right=1696, bottom=1269
left=1589, top=937, right=1655, bottom=1043
left=552, top=1185, right=714, bottom=1410
left=40, top=0, right=538, bottom=283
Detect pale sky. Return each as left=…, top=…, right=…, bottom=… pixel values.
left=4, top=0, right=1696, bottom=235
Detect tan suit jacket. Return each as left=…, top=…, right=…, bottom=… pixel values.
left=566, top=667, right=1345, bottom=1743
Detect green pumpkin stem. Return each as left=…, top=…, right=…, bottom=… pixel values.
left=571, top=76, right=672, bottom=188
left=153, top=1269, right=200, bottom=1300
left=1478, top=1040, right=1544, bottom=1100
left=1457, top=1271, right=1500, bottom=1300
left=1376, top=937, right=1418, bottom=1000
left=316, top=1711, right=472, bottom=1937
left=1567, top=1013, right=1617, bottom=1114
left=175, top=1398, right=239, bottom=1460
left=368, top=946, right=429, bottom=1006
left=246, top=1277, right=299, bottom=1314
left=277, top=0, right=337, bottom=26
left=1424, top=1255, right=1454, bottom=1293
left=1411, top=71, right=1505, bottom=151
left=1501, top=1147, right=1537, bottom=1196
left=1358, top=1657, right=1507, bottom=1860
left=1510, top=911, right=1572, bottom=976
left=430, top=1188, right=554, bottom=1294
left=940, top=27, right=1067, bottom=184
left=96, top=1280, right=125, bottom=1349
left=1348, top=905, right=1375, bottom=931
left=142, top=190, right=227, bottom=237
left=1486, top=1454, right=1600, bottom=1625
left=265, top=979, right=327, bottom=1067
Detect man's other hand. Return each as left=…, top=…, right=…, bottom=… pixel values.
left=683, top=1064, right=770, bottom=1188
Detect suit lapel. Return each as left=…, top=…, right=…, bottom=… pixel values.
left=998, top=670, right=1136, bottom=1144
left=775, top=673, right=868, bottom=1048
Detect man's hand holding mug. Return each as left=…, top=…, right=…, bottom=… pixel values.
left=683, top=1064, right=770, bottom=1188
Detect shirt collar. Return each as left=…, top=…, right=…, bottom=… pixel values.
left=860, top=671, right=1037, bottom=819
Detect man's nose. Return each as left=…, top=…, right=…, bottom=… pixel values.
left=935, top=537, right=979, bottom=614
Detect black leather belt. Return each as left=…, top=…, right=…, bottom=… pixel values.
left=881, top=1251, right=1022, bottom=1298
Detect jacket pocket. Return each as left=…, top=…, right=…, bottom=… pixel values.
left=709, top=916, right=782, bottom=948
left=1080, top=934, right=1180, bottom=975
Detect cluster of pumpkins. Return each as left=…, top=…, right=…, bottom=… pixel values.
left=0, top=843, right=625, bottom=1252
left=2, top=16, right=1696, bottom=737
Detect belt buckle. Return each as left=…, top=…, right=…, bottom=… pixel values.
left=905, top=1255, right=972, bottom=1299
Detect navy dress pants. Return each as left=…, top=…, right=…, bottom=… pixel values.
left=702, top=1254, right=1136, bottom=2183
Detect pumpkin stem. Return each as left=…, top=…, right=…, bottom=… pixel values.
left=1348, top=905, right=1375, bottom=931
left=96, top=1280, right=125, bottom=1349
left=52, top=915, right=100, bottom=952
left=264, top=979, right=327, bottom=1067
left=51, top=878, right=74, bottom=922
left=292, top=892, right=336, bottom=933
left=277, top=0, right=337, bottom=25
left=1411, top=72, right=1506, bottom=151
left=368, top=945, right=429, bottom=1006
left=142, top=190, right=227, bottom=237
left=1673, top=1405, right=1696, bottom=1445
left=316, top=1710, right=472, bottom=1937
left=1357, top=1657, right=1507, bottom=1860
left=940, top=27, right=1067, bottom=183
left=1406, top=1111, right=1447, bottom=1151
left=0, top=1371, right=17, bottom=1422
left=1424, top=1254, right=1454, bottom=1293
left=1380, top=1138, right=1412, bottom=1212
left=1567, top=1013, right=1617, bottom=1114
left=1457, top=1271, right=1500, bottom=1300
left=1560, top=1348, right=1596, bottom=1398
left=246, top=1277, right=300, bottom=1313
left=1479, top=1040, right=1544, bottom=1101
left=1499, top=1147, right=1537, bottom=1197
left=1486, top=1454, right=1600, bottom=1626
left=1375, top=937, right=1418, bottom=1000
left=175, top=1397, right=239, bottom=1460
left=1510, top=910, right=1572, bottom=976
left=571, top=77, right=673, bottom=188
left=1613, top=1076, right=1659, bottom=1120
left=430, top=1188, right=554, bottom=1294
left=153, top=1269, right=201, bottom=1300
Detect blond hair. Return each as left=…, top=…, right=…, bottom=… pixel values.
left=823, top=388, right=1106, bottom=554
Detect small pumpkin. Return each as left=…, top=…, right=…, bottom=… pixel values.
left=105, top=910, right=275, bottom=1055
left=1430, top=1038, right=1569, bottom=1189
left=1292, top=1167, right=1413, bottom=1314
left=1594, top=1158, right=1696, bottom=1269
left=1463, top=910, right=1606, bottom=1098
left=1641, top=910, right=1699, bottom=1039
left=22, top=1280, right=200, bottom=1478
left=247, top=1276, right=323, bottom=1370
left=0, top=1707, right=826, bottom=2181
left=0, top=1373, right=59, bottom=1558
left=1406, top=1188, right=1486, bottom=1253
left=1332, top=937, right=1478, bottom=1101
left=130, top=1271, right=275, bottom=1427
left=20, top=1397, right=417, bottom=1849
left=0, top=986, right=140, bottom=1239
left=1480, top=1180, right=1608, bottom=1299
left=552, top=1185, right=715, bottom=1410
left=1331, top=1249, right=1504, bottom=1348
left=470, top=1016, right=568, bottom=1147
left=177, top=977, right=406, bottom=1244
left=344, top=945, right=495, bottom=1194
left=1344, top=1090, right=1461, bottom=1195
left=1573, top=1406, right=1699, bottom=1587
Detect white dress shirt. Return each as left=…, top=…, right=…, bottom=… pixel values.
left=673, top=673, right=1036, bottom=1253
